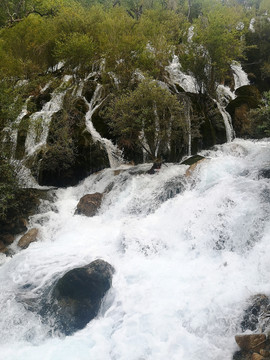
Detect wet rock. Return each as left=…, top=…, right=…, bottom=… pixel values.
left=251, top=354, right=265, bottom=360
left=0, top=189, right=45, bottom=248
left=260, top=349, right=270, bottom=357
left=18, top=228, right=39, bottom=249
left=188, top=93, right=227, bottom=152
left=147, top=161, right=162, bottom=174
left=1, top=234, right=15, bottom=245
left=30, top=95, right=109, bottom=187
left=258, top=169, right=270, bottom=179
left=52, top=259, right=114, bottom=335
left=181, top=154, right=206, bottom=166
left=75, top=193, right=103, bottom=217
left=226, top=85, right=260, bottom=137
left=185, top=159, right=207, bottom=177
left=241, top=294, right=270, bottom=332
left=233, top=350, right=251, bottom=360
left=235, top=334, right=266, bottom=352
left=0, top=240, right=7, bottom=253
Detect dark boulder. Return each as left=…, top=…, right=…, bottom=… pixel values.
left=75, top=193, right=103, bottom=217
left=181, top=154, right=205, bottom=166
left=52, top=259, right=114, bottom=335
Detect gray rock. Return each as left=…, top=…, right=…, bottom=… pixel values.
left=51, top=259, right=114, bottom=335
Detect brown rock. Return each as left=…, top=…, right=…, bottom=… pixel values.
left=251, top=353, right=264, bottom=360
left=185, top=159, right=207, bottom=177
left=0, top=240, right=7, bottom=253
left=260, top=349, right=270, bottom=357
left=75, top=193, right=103, bottom=217
left=1, top=234, right=15, bottom=245
left=235, top=334, right=267, bottom=352
left=18, top=228, right=39, bottom=249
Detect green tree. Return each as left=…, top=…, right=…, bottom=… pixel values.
left=105, top=79, right=186, bottom=159
left=178, top=1, right=249, bottom=94
left=0, top=156, right=19, bottom=220
left=249, top=91, right=270, bottom=137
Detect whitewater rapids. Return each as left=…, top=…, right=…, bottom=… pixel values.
left=1, top=139, right=270, bottom=360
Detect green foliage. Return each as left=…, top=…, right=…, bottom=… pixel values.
left=178, top=1, right=249, bottom=94
left=249, top=91, right=270, bottom=137
left=0, top=80, right=24, bottom=132
left=55, top=33, right=95, bottom=72
left=0, top=156, right=19, bottom=220
left=104, top=79, right=186, bottom=159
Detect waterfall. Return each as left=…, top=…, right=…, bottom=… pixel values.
left=213, top=98, right=234, bottom=142
left=1, top=139, right=270, bottom=359
left=10, top=96, right=32, bottom=158
left=84, top=84, right=123, bottom=168
left=249, top=18, right=256, bottom=33
left=166, top=55, right=199, bottom=94
left=24, top=76, right=72, bottom=157
left=231, top=62, right=250, bottom=90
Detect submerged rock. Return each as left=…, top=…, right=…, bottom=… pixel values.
left=51, top=259, right=114, bottom=335
left=75, top=193, right=103, bottom=217
left=241, top=294, right=270, bottom=332
left=258, top=169, right=270, bottom=179
left=18, top=228, right=39, bottom=249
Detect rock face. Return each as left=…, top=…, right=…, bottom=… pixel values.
left=0, top=189, right=45, bottom=250
left=75, top=193, right=103, bottom=217
left=52, top=259, right=114, bottom=335
left=235, top=334, right=267, bottom=352
left=18, top=228, right=39, bottom=249
left=28, top=95, right=109, bottom=187
left=188, top=93, right=227, bottom=153
left=226, top=85, right=261, bottom=138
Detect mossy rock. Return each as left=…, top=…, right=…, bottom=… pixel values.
left=188, top=93, right=226, bottom=153
left=82, top=80, right=98, bottom=102
left=226, top=85, right=261, bottom=137
left=29, top=93, right=109, bottom=187
left=14, top=116, right=30, bottom=160
left=27, top=89, right=52, bottom=113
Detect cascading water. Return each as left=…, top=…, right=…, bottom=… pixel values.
left=24, top=75, right=72, bottom=157
left=231, top=62, right=250, bottom=90
left=84, top=84, right=123, bottom=168
left=1, top=139, right=270, bottom=359
left=215, top=62, right=250, bottom=142
left=213, top=99, right=235, bottom=142
left=166, top=55, right=199, bottom=94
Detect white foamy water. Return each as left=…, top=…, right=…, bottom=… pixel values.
left=25, top=76, right=72, bottom=157
left=1, top=139, right=270, bottom=359
left=166, top=55, right=199, bottom=94
left=231, top=62, right=250, bottom=90
left=84, top=84, right=123, bottom=168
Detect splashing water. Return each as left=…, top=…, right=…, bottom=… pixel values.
left=1, top=139, right=270, bottom=359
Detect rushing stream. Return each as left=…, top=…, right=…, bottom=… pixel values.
left=1, top=139, right=270, bottom=359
